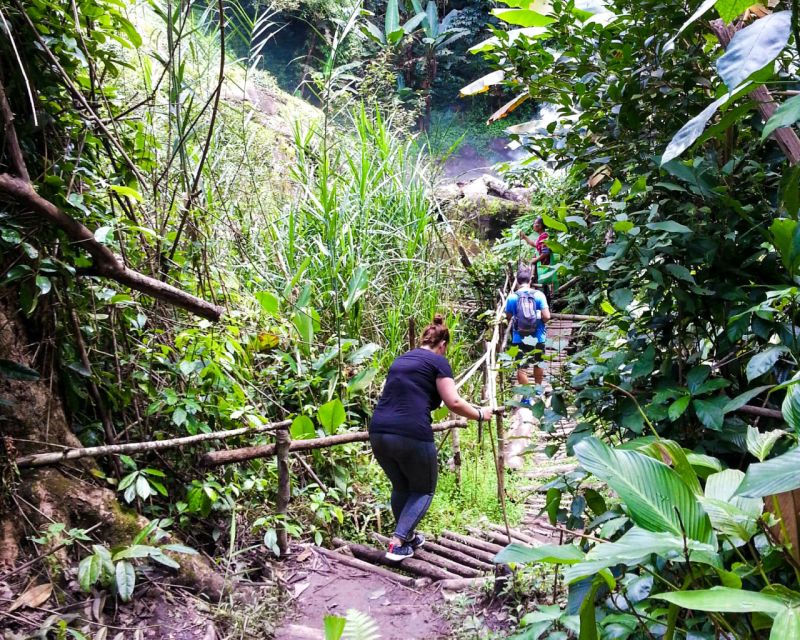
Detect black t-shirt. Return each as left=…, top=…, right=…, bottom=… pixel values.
left=370, top=348, right=455, bottom=442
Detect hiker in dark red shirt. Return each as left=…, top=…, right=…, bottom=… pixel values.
left=519, top=217, right=553, bottom=299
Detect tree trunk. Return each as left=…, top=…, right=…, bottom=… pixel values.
left=0, top=300, right=224, bottom=596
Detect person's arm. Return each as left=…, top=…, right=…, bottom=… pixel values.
left=519, top=230, right=537, bottom=249
left=538, top=294, right=551, bottom=324
left=436, top=377, right=492, bottom=421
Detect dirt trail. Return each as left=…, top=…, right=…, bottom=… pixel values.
left=274, top=546, right=450, bottom=640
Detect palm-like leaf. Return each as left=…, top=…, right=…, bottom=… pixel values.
left=575, top=438, right=713, bottom=543
left=735, top=447, right=800, bottom=498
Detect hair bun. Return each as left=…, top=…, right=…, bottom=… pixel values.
left=433, top=313, right=444, bottom=325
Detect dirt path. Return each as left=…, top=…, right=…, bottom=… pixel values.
left=274, top=546, right=450, bottom=640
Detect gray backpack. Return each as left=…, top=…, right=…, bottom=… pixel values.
left=515, top=290, right=538, bottom=337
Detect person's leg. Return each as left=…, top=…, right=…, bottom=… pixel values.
left=533, top=342, right=546, bottom=387
left=370, top=433, right=410, bottom=539
left=392, top=440, right=438, bottom=542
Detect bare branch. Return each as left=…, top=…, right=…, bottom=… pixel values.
left=0, top=74, right=29, bottom=181
left=0, top=173, right=224, bottom=320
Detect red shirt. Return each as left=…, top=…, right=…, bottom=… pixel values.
left=535, top=232, right=550, bottom=264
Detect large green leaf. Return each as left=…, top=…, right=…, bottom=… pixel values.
left=628, top=438, right=702, bottom=495
left=702, top=470, right=762, bottom=544
left=0, top=359, right=40, bottom=381
left=468, top=27, right=548, bottom=54
left=782, top=374, right=800, bottom=433
left=772, top=607, right=800, bottom=640
left=693, top=397, right=727, bottom=431
left=494, top=542, right=585, bottom=565
left=646, top=220, right=692, bottom=234
left=770, top=218, right=800, bottom=274
left=574, top=438, right=713, bottom=542
left=746, top=346, right=788, bottom=381
left=564, top=527, right=719, bottom=584
left=578, top=577, right=602, bottom=640
left=318, top=398, right=346, bottom=433
left=735, top=447, right=800, bottom=497
left=347, top=367, right=377, bottom=394
left=716, top=11, right=792, bottom=91
left=665, top=0, right=717, bottom=50
left=459, top=70, right=505, bottom=96
left=716, top=0, right=760, bottom=23
left=762, top=94, right=800, bottom=141
left=667, top=396, right=692, bottom=422
left=324, top=615, right=347, bottom=640
left=724, top=384, right=772, bottom=414
left=661, top=93, right=730, bottom=164
left=343, top=267, right=369, bottom=312
left=385, top=0, right=399, bottom=35
left=490, top=7, right=555, bottom=27
left=291, top=415, right=315, bottom=440
left=115, top=560, right=136, bottom=602
left=746, top=426, right=786, bottom=462
left=78, top=553, right=102, bottom=592
left=656, top=587, right=785, bottom=614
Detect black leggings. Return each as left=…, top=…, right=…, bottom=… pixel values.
left=369, top=432, right=438, bottom=542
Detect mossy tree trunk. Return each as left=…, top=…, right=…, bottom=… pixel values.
left=0, top=298, right=223, bottom=596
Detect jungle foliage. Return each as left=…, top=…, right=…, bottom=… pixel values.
left=0, top=0, right=489, bottom=625
left=469, top=0, right=800, bottom=638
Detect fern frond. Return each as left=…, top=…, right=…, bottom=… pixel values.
left=342, top=609, right=381, bottom=640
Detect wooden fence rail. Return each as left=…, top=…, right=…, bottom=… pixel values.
left=199, top=419, right=468, bottom=467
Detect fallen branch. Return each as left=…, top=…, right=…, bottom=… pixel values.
left=15, top=420, right=292, bottom=468
left=200, top=419, right=468, bottom=467
left=735, top=404, right=783, bottom=420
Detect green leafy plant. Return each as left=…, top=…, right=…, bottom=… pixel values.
left=77, top=520, right=197, bottom=602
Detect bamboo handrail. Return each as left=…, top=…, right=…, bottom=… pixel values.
left=15, top=419, right=293, bottom=469
left=200, top=419, right=468, bottom=467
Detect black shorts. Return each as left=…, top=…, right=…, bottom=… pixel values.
left=512, top=341, right=546, bottom=366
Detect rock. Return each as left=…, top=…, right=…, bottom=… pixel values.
left=461, top=176, right=489, bottom=199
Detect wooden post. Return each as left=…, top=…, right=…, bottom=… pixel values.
left=276, top=426, right=291, bottom=555
left=408, top=317, right=416, bottom=351
left=495, top=412, right=506, bottom=505
left=451, top=427, right=462, bottom=485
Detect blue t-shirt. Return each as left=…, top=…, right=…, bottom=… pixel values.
left=370, top=348, right=454, bottom=442
left=506, top=288, right=549, bottom=345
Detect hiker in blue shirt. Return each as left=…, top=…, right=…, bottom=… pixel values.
left=505, top=267, right=550, bottom=395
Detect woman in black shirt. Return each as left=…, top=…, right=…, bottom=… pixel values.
left=370, top=314, right=492, bottom=560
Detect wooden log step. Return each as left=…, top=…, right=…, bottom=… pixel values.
left=441, top=530, right=504, bottom=555
left=434, top=536, right=497, bottom=565
left=371, top=533, right=481, bottom=578
left=314, top=545, right=416, bottom=587
left=488, top=524, right=542, bottom=546
left=466, top=526, right=513, bottom=548
left=438, top=576, right=494, bottom=591
left=332, top=538, right=459, bottom=581
left=421, top=540, right=495, bottom=572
